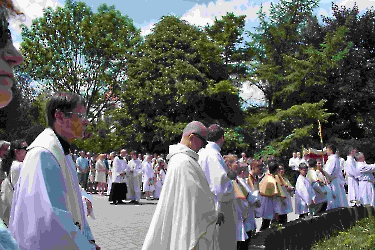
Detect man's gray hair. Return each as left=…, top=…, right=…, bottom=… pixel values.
left=182, top=121, right=206, bottom=138
left=355, top=152, right=364, bottom=161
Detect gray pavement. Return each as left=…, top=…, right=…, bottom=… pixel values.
left=88, top=194, right=158, bottom=250
left=88, top=194, right=300, bottom=250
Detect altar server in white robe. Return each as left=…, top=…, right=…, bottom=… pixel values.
left=295, top=163, right=316, bottom=218
left=154, top=159, right=166, bottom=199
left=127, top=151, right=143, bottom=204
left=9, top=92, right=99, bottom=249
left=344, top=146, right=359, bottom=205
left=324, top=145, right=348, bottom=208
left=142, top=121, right=218, bottom=250
left=236, top=163, right=260, bottom=248
left=198, top=124, right=237, bottom=250
left=355, top=152, right=375, bottom=206
left=258, top=160, right=283, bottom=231
left=316, top=158, right=334, bottom=211
left=142, top=154, right=155, bottom=200
left=109, top=150, right=128, bottom=205
left=275, top=164, right=294, bottom=224
left=306, top=159, right=327, bottom=213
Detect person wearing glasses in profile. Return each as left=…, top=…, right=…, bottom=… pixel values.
left=9, top=92, right=100, bottom=250
left=198, top=124, right=237, bottom=250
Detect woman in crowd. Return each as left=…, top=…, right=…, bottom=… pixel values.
left=1, top=139, right=28, bottom=225
left=153, top=158, right=166, bottom=200
left=95, top=154, right=107, bottom=195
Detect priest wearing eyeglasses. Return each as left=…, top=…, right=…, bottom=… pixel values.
left=9, top=92, right=100, bottom=249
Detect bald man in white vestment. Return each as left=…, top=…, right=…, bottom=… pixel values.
left=198, top=124, right=237, bottom=250
left=142, top=121, right=218, bottom=250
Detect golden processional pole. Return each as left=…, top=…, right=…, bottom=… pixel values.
left=318, top=120, right=324, bottom=164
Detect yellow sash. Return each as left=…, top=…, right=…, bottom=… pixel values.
left=259, top=174, right=284, bottom=197
left=233, top=180, right=247, bottom=200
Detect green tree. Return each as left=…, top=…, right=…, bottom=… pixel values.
left=18, top=0, right=142, bottom=121
left=112, top=15, right=244, bottom=152
left=245, top=0, right=350, bottom=156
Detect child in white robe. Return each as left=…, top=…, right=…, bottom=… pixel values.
left=238, top=164, right=260, bottom=248
left=275, top=164, right=294, bottom=224
left=315, top=159, right=335, bottom=210
left=295, top=163, right=316, bottom=218
left=259, top=160, right=283, bottom=231
left=232, top=164, right=250, bottom=250
left=154, top=160, right=166, bottom=199
left=307, top=158, right=327, bottom=213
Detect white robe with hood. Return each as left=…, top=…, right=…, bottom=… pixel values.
left=142, top=143, right=217, bottom=250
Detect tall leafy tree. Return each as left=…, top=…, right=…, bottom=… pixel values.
left=245, top=0, right=350, bottom=155
left=111, top=15, right=244, bottom=152
left=205, top=13, right=250, bottom=87
left=18, top=0, right=142, bottom=121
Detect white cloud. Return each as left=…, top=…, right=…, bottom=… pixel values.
left=13, top=41, right=21, bottom=50
left=10, top=0, right=63, bottom=35
left=240, top=80, right=265, bottom=104
left=140, top=21, right=156, bottom=37
left=181, top=0, right=272, bottom=27
left=336, top=0, right=375, bottom=11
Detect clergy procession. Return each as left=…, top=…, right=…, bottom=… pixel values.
left=0, top=104, right=374, bottom=249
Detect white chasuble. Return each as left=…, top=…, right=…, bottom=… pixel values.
left=142, top=144, right=217, bottom=250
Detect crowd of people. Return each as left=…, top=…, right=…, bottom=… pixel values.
left=71, top=149, right=168, bottom=204
left=0, top=1, right=373, bottom=249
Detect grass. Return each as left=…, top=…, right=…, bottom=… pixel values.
left=312, top=215, right=375, bottom=250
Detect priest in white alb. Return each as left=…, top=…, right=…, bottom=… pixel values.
left=344, top=146, right=359, bottom=205
left=142, top=121, right=218, bottom=250
left=142, top=154, right=155, bottom=200
left=127, top=151, right=143, bottom=204
left=198, top=124, right=237, bottom=250
left=323, top=144, right=348, bottom=208
left=9, top=92, right=99, bottom=249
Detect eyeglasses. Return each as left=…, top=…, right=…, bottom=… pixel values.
left=63, top=111, right=88, bottom=120
left=192, top=133, right=207, bottom=146
left=16, top=146, right=27, bottom=150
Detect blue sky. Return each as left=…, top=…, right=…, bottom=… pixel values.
left=10, top=0, right=375, bottom=102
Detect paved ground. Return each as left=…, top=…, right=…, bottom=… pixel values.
left=88, top=194, right=300, bottom=250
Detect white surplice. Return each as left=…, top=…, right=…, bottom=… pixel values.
left=154, top=168, right=166, bottom=199
left=238, top=177, right=259, bottom=233
left=344, top=156, right=359, bottom=205
left=112, top=156, right=127, bottom=184
left=198, top=142, right=236, bottom=250
left=142, top=143, right=217, bottom=250
left=127, top=159, right=142, bottom=201
left=9, top=128, right=95, bottom=250
left=357, top=161, right=375, bottom=206
left=295, top=175, right=315, bottom=215
left=142, top=161, right=155, bottom=192
left=324, top=154, right=349, bottom=208
left=9, top=161, right=22, bottom=187
left=316, top=170, right=334, bottom=210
